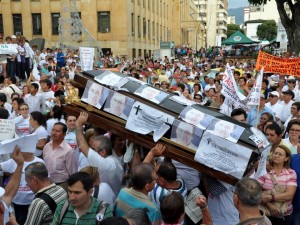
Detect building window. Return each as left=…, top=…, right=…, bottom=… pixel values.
left=152, top=21, right=155, bottom=40
left=131, top=13, right=135, bottom=35
left=97, top=11, right=110, bottom=33
left=143, top=18, right=146, bottom=37
left=32, top=13, right=42, bottom=35
left=51, top=13, right=60, bottom=35
left=137, top=16, right=140, bottom=36
left=132, top=48, right=136, bottom=59
left=0, top=14, right=3, bottom=34
left=148, top=19, right=150, bottom=39
left=138, top=49, right=142, bottom=57
left=13, top=14, right=23, bottom=35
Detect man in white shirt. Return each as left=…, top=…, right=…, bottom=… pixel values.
left=24, top=83, right=42, bottom=113
left=279, top=90, right=295, bottom=123
left=265, top=91, right=284, bottom=123
left=76, top=112, right=123, bottom=196
left=40, top=79, right=54, bottom=114
left=0, top=77, right=22, bottom=103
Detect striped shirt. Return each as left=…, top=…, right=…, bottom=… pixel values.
left=114, top=187, right=161, bottom=224
left=258, top=168, right=297, bottom=215
left=24, top=184, right=67, bottom=225
left=150, top=177, right=187, bottom=208
left=51, top=197, right=112, bottom=225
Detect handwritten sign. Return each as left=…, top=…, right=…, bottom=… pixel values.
left=255, top=51, right=300, bottom=76
left=0, top=119, right=15, bottom=141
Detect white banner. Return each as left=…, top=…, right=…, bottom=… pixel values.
left=247, top=68, right=264, bottom=106
left=0, top=133, right=38, bottom=154
left=79, top=47, right=95, bottom=71
left=194, top=132, right=252, bottom=179
left=0, top=44, right=18, bottom=55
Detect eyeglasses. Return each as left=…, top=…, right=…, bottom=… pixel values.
left=290, top=129, right=300, bottom=133
left=288, top=81, right=296, bottom=83
left=20, top=108, right=29, bottom=111
left=269, top=95, right=277, bottom=98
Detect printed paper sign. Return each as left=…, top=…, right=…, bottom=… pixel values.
left=125, top=102, right=175, bottom=142
left=206, top=118, right=245, bottom=143
left=170, top=119, right=203, bottom=152
left=185, top=187, right=203, bottom=224
left=250, top=127, right=270, bottom=148
left=0, top=119, right=15, bottom=141
left=0, top=133, right=38, bottom=154
left=254, top=146, right=271, bottom=179
left=134, top=85, right=169, bottom=104
left=194, top=132, right=252, bottom=179
left=79, top=47, right=95, bottom=71
left=247, top=68, right=264, bottom=106
left=0, top=44, right=18, bottom=55
left=179, top=106, right=214, bottom=130
left=103, top=91, right=135, bottom=120
left=81, top=80, right=110, bottom=109
left=94, top=70, right=123, bottom=87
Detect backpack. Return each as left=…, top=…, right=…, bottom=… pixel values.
left=35, top=192, right=57, bottom=214
left=59, top=199, right=110, bottom=225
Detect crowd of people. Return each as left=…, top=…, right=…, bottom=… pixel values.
left=0, top=35, right=299, bottom=225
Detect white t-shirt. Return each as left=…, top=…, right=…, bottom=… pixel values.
left=24, top=93, right=42, bottom=113
left=93, top=183, right=116, bottom=208
left=0, top=157, right=45, bottom=205
left=65, top=130, right=79, bottom=162
left=32, top=126, right=48, bottom=157
left=78, top=152, right=90, bottom=171
left=13, top=116, right=30, bottom=137
left=40, top=91, right=55, bottom=114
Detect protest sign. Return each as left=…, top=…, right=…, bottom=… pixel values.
left=0, top=133, right=38, bottom=154
left=170, top=119, right=203, bottom=152
left=247, top=68, right=263, bottom=106
left=94, top=70, right=123, bottom=87
left=254, top=146, right=271, bottom=179
left=81, top=80, right=110, bottom=109
left=179, top=106, right=214, bottom=130
left=0, top=119, right=15, bottom=141
left=104, top=91, right=135, bottom=120
left=0, top=44, right=18, bottom=55
left=134, top=85, right=169, bottom=104
left=125, top=102, right=175, bottom=142
left=195, top=132, right=252, bottom=179
left=79, top=47, right=94, bottom=71
left=255, top=50, right=300, bottom=76
left=185, top=187, right=203, bottom=224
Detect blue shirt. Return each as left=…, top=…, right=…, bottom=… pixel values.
left=291, top=154, right=300, bottom=212
left=246, top=106, right=274, bottom=127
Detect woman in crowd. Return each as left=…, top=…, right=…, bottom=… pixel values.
left=10, top=97, right=24, bottom=119
left=13, top=102, right=31, bottom=137
left=46, top=105, right=65, bottom=139
left=182, top=89, right=192, bottom=100
left=258, top=145, right=297, bottom=225
left=80, top=166, right=116, bottom=208
left=282, top=119, right=300, bottom=154
left=30, top=111, right=48, bottom=158
left=284, top=102, right=300, bottom=129
left=257, top=112, right=274, bottom=132
left=161, top=81, right=169, bottom=92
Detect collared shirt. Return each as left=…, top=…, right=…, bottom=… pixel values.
left=246, top=106, right=274, bottom=127
left=115, top=188, right=161, bottom=224
left=279, top=100, right=294, bottom=122
left=24, top=93, right=42, bottom=113
left=24, top=184, right=67, bottom=225
left=258, top=168, right=297, bottom=216
left=236, top=210, right=272, bottom=225
left=43, top=140, right=77, bottom=183
left=282, top=138, right=298, bottom=154
left=87, top=149, right=123, bottom=196
left=51, top=197, right=112, bottom=225
left=265, top=102, right=284, bottom=120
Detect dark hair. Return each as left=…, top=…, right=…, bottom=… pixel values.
left=18, top=102, right=29, bottom=110
left=261, top=112, right=274, bottom=122
left=54, top=122, right=68, bottom=134
left=292, top=102, right=300, bottom=111
left=99, top=217, right=129, bottom=225
left=161, top=192, right=185, bottom=224
left=265, top=122, right=282, bottom=136
left=0, top=108, right=9, bottom=119
left=12, top=97, right=25, bottom=106
left=262, top=78, right=269, bottom=86
left=234, top=71, right=240, bottom=76
left=177, top=83, right=185, bottom=91
left=285, top=119, right=300, bottom=136
left=130, top=163, right=154, bottom=190
left=157, top=161, right=177, bottom=182
left=208, top=88, right=216, bottom=93
left=93, top=135, right=113, bottom=156
left=125, top=208, right=151, bottom=225
left=234, top=177, right=262, bottom=207
left=11, top=92, right=20, bottom=100
left=25, top=162, right=48, bottom=181
left=0, top=93, right=7, bottom=103
left=52, top=105, right=63, bottom=120
left=231, top=108, right=247, bottom=120
left=30, top=111, right=46, bottom=127
left=68, top=172, right=93, bottom=192
left=40, top=79, right=52, bottom=88
left=239, top=77, right=246, bottom=83
left=30, top=83, right=39, bottom=90
left=54, top=90, right=65, bottom=98
left=9, top=77, right=17, bottom=84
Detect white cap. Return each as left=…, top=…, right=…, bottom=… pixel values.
left=269, top=91, right=279, bottom=97
left=11, top=35, right=17, bottom=39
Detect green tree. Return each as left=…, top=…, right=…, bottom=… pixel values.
left=256, top=20, right=277, bottom=41
left=227, top=24, right=244, bottom=37
left=249, top=0, right=300, bottom=54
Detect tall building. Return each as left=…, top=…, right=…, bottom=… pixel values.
left=0, top=0, right=202, bottom=58
left=194, top=0, right=228, bottom=47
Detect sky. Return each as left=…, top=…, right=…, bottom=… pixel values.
left=228, top=0, right=249, bottom=8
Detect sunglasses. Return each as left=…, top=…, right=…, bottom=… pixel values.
left=269, top=95, right=277, bottom=98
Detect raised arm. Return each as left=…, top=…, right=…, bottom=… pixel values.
left=195, top=195, right=213, bottom=225
left=143, top=143, right=166, bottom=164
left=2, top=146, right=24, bottom=207
left=76, top=112, right=90, bottom=157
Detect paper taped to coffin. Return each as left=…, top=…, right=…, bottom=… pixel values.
left=64, top=69, right=265, bottom=185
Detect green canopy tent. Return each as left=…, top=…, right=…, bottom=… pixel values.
left=222, top=31, right=258, bottom=45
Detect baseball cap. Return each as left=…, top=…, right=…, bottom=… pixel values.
left=287, top=76, right=296, bottom=80
left=268, top=91, right=279, bottom=97
left=11, top=35, right=17, bottom=39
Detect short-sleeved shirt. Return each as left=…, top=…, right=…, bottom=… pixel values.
left=258, top=168, right=297, bottom=215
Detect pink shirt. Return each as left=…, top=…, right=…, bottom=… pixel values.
left=258, top=168, right=297, bottom=215
left=43, top=140, right=77, bottom=183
